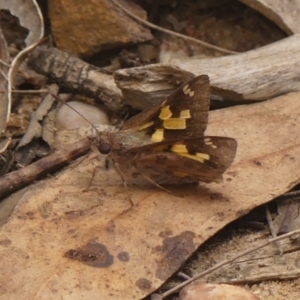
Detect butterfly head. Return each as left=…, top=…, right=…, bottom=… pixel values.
left=99, top=141, right=111, bottom=155
left=96, top=130, right=120, bottom=156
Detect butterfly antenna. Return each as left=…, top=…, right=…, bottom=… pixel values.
left=51, top=93, right=102, bottom=136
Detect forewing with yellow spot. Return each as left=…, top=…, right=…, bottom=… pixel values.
left=121, top=75, right=210, bottom=143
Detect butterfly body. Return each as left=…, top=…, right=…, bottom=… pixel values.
left=97, top=75, right=237, bottom=187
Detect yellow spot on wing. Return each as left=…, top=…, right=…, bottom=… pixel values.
left=163, top=118, right=186, bottom=129
left=182, top=153, right=209, bottom=163
left=171, top=144, right=210, bottom=163
left=159, top=105, right=172, bottom=120
left=151, top=129, right=164, bottom=142
left=196, top=152, right=210, bottom=161
left=180, top=109, right=191, bottom=118
left=171, top=144, right=188, bottom=153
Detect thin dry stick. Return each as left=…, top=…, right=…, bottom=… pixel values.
left=161, top=227, right=300, bottom=298
left=0, top=89, right=48, bottom=94
left=0, top=68, right=8, bottom=81
left=265, top=204, right=283, bottom=255
left=177, top=272, right=191, bottom=280
left=111, top=0, right=238, bottom=55
left=0, top=137, right=11, bottom=154
left=0, top=59, right=10, bottom=68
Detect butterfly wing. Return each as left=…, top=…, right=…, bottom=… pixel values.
left=128, top=136, right=237, bottom=184
left=121, top=75, right=210, bottom=142
left=103, top=75, right=237, bottom=185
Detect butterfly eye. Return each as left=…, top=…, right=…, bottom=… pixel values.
left=99, top=142, right=111, bottom=155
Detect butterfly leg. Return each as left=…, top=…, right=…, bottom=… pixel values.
left=131, top=160, right=176, bottom=195
left=83, top=164, right=100, bottom=192
left=113, top=162, right=134, bottom=206
left=138, top=171, right=175, bottom=195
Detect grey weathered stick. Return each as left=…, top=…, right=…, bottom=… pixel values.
left=114, top=34, right=300, bottom=108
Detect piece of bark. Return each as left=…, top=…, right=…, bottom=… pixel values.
left=16, top=85, right=58, bottom=149
left=14, top=85, right=59, bottom=166
left=240, top=0, right=300, bottom=34
left=27, top=47, right=124, bottom=111
left=114, top=34, right=300, bottom=109
left=48, top=0, right=153, bottom=57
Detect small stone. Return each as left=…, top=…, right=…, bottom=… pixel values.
left=57, top=101, right=110, bottom=130
left=179, top=282, right=261, bottom=300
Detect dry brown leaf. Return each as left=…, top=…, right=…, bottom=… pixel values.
left=0, top=0, right=44, bottom=46
left=1, top=91, right=300, bottom=299
left=240, top=0, right=300, bottom=34
left=0, top=0, right=44, bottom=138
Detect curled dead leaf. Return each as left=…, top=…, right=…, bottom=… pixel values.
left=1, top=91, right=300, bottom=299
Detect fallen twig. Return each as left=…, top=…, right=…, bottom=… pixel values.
left=0, top=138, right=91, bottom=199
left=0, top=89, right=48, bottom=94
